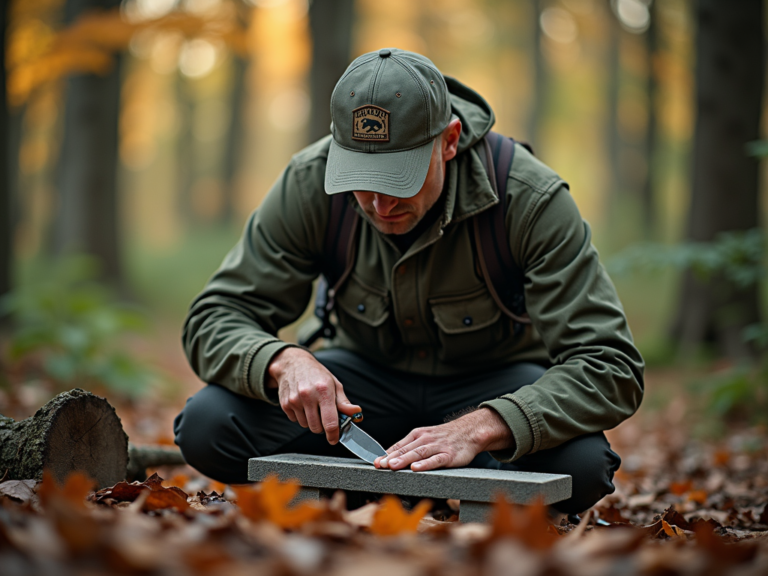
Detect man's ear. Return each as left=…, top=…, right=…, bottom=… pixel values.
left=441, top=118, right=462, bottom=162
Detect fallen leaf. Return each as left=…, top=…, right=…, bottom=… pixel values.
left=0, top=479, right=39, bottom=505
left=94, top=473, right=189, bottom=512
left=669, top=480, right=693, bottom=496
left=38, top=470, right=95, bottom=511
left=687, top=490, right=708, bottom=505
left=368, top=495, right=431, bottom=536
left=488, top=496, right=559, bottom=549
left=662, top=519, right=688, bottom=539
left=232, top=475, right=325, bottom=529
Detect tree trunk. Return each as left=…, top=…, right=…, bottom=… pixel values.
left=527, top=0, right=547, bottom=149
left=0, top=389, right=129, bottom=487
left=0, top=0, right=11, bottom=326
left=641, top=1, right=659, bottom=238
left=220, top=55, right=247, bottom=226
left=308, top=0, right=355, bottom=144
left=672, top=0, right=764, bottom=359
left=605, top=5, right=622, bottom=197
left=54, top=0, right=123, bottom=289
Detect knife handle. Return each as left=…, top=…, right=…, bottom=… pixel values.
left=338, top=411, right=364, bottom=426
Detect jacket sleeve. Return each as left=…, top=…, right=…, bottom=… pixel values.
left=480, top=180, right=645, bottom=462
left=182, top=159, right=328, bottom=403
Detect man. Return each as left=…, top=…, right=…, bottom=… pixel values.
left=174, top=48, right=644, bottom=514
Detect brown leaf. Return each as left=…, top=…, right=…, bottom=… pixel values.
left=0, top=479, right=39, bottom=505
left=368, top=495, right=431, bottom=536
left=94, top=473, right=189, bottom=512
left=686, top=490, right=708, bottom=505
left=595, top=505, right=631, bottom=524
left=488, top=496, right=559, bottom=550
left=669, top=480, right=693, bottom=496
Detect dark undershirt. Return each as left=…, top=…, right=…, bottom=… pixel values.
left=387, top=194, right=446, bottom=254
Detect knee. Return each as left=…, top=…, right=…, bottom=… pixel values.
left=548, top=434, right=621, bottom=515
left=173, top=385, right=254, bottom=484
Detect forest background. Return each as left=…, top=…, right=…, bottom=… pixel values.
left=0, top=0, right=766, bottom=460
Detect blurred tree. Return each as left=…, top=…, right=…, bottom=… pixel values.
left=605, top=3, right=622, bottom=198
left=53, top=0, right=123, bottom=289
left=1, top=0, right=11, bottom=323
left=221, top=1, right=250, bottom=226
left=642, top=0, right=659, bottom=237
left=176, top=72, right=197, bottom=227
left=308, top=0, right=354, bottom=143
left=527, top=0, right=548, bottom=150
left=672, top=0, right=764, bottom=359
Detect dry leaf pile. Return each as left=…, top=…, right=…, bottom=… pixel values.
left=1, top=462, right=767, bottom=576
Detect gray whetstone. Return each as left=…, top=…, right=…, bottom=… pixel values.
left=248, top=454, right=571, bottom=504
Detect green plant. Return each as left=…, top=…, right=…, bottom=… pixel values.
left=0, top=256, right=153, bottom=397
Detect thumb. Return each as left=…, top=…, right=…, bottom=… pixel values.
left=334, top=379, right=361, bottom=415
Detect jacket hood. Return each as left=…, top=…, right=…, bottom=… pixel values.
left=444, top=75, right=495, bottom=153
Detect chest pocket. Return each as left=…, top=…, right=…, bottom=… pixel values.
left=335, top=273, right=397, bottom=355
left=430, top=287, right=508, bottom=363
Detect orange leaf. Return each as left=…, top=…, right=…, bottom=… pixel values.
left=369, top=495, right=431, bottom=536
left=686, top=490, right=708, bottom=505
left=38, top=470, right=95, bottom=510
left=489, top=495, right=559, bottom=550
left=232, top=475, right=325, bottom=529
left=669, top=480, right=693, bottom=496
left=209, top=481, right=227, bottom=494
left=662, top=520, right=687, bottom=539
left=713, top=450, right=731, bottom=466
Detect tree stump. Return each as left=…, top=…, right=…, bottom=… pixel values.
left=0, top=389, right=129, bottom=488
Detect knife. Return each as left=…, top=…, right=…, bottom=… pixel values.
left=338, top=412, right=388, bottom=464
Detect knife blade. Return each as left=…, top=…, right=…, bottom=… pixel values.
left=338, top=412, right=387, bottom=464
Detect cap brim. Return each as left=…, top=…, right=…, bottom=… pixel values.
left=325, top=138, right=434, bottom=199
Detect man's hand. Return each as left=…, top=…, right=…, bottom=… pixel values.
left=374, top=408, right=513, bottom=472
left=267, top=348, right=361, bottom=445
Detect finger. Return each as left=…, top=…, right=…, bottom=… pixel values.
left=334, top=378, right=362, bottom=416
left=386, top=442, right=435, bottom=471
left=380, top=436, right=424, bottom=469
left=294, top=408, right=308, bottom=428
left=299, top=384, right=325, bottom=434
left=319, top=391, right=341, bottom=445
left=410, top=452, right=451, bottom=472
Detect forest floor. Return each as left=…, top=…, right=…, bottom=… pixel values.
left=1, top=351, right=768, bottom=575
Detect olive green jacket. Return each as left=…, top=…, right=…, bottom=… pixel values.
left=182, top=77, right=644, bottom=462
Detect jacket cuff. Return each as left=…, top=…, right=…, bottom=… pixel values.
left=244, top=340, right=300, bottom=404
left=479, top=397, right=536, bottom=463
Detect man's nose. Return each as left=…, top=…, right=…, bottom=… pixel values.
left=372, top=194, right=398, bottom=216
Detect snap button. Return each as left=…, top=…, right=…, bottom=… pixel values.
left=417, top=349, right=428, bottom=359
left=404, top=318, right=414, bottom=327
left=357, top=304, right=366, bottom=313
left=378, top=48, right=391, bottom=57
left=398, top=266, right=407, bottom=276
left=463, top=316, right=473, bottom=326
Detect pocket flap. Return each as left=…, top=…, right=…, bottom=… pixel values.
left=430, top=289, right=501, bottom=334
left=336, top=274, right=390, bottom=327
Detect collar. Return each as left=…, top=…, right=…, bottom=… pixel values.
left=440, top=142, right=498, bottom=228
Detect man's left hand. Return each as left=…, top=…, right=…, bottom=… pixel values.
left=374, top=407, right=514, bottom=472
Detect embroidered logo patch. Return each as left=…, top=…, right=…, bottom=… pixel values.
left=352, top=105, right=390, bottom=141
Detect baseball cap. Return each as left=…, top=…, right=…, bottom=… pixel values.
left=324, top=48, right=452, bottom=199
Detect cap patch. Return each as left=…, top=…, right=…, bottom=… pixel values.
left=352, top=105, right=390, bottom=142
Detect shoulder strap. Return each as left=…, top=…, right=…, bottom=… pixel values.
left=300, top=193, right=359, bottom=347
left=474, top=132, right=530, bottom=324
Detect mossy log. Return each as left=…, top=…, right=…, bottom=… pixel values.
left=0, top=389, right=129, bottom=488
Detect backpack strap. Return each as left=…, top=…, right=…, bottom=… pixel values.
left=299, top=193, right=359, bottom=347
left=474, top=132, right=530, bottom=324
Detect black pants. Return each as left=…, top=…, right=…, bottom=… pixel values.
left=174, top=348, right=621, bottom=514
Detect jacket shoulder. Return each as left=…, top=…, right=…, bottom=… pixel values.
left=508, top=142, right=565, bottom=196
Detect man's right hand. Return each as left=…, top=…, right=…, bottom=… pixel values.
left=266, top=347, right=361, bottom=445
